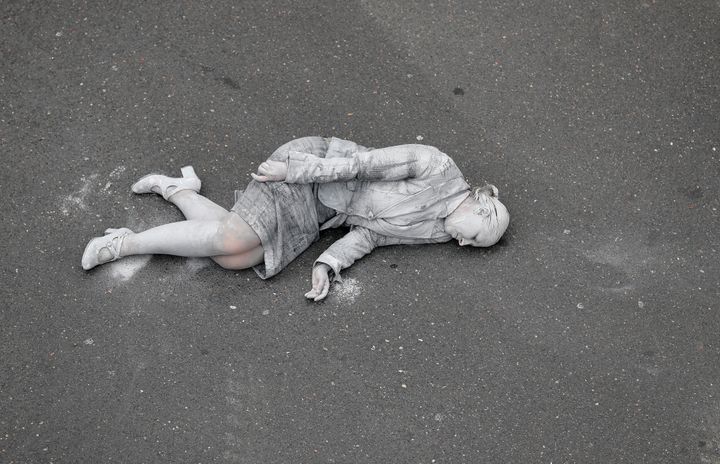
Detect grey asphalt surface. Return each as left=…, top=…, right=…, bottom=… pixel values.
left=2, top=0, right=719, bottom=462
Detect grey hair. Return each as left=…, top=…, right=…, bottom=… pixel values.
left=470, top=184, right=500, bottom=218
left=472, top=184, right=510, bottom=245
left=473, top=184, right=499, bottom=200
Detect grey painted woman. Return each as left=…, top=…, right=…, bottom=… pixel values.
left=82, top=137, right=510, bottom=301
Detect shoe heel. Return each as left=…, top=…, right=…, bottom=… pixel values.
left=181, top=166, right=197, bottom=179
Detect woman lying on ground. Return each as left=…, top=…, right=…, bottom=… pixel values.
left=81, top=137, right=510, bottom=301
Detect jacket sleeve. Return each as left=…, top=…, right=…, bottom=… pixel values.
left=315, top=226, right=447, bottom=278
left=314, top=227, right=381, bottom=278
left=285, top=145, right=452, bottom=184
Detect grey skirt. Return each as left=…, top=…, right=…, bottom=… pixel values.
left=231, top=137, right=335, bottom=279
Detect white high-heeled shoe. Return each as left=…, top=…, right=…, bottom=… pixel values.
left=131, top=166, right=201, bottom=200
left=81, top=228, right=134, bottom=270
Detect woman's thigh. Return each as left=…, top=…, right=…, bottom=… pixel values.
left=218, top=212, right=263, bottom=255
left=212, top=246, right=264, bottom=270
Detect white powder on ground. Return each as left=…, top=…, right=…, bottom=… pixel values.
left=334, top=277, right=362, bottom=304
left=185, top=258, right=212, bottom=272
left=108, top=255, right=151, bottom=282
left=63, top=167, right=126, bottom=215
left=62, top=175, right=97, bottom=216
left=109, top=166, right=126, bottom=178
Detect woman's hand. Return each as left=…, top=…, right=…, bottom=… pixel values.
left=305, top=263, right=332, bottom=301
left=251, top=160, right=288, bottom=182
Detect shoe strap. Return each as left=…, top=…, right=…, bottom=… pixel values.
left=107, top=233, right=127, bottom=260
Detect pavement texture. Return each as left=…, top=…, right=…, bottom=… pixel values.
left=1, top=0, right=719, bottom=462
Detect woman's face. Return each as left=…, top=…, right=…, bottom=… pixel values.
left=445, top=194, right=509, bottom=247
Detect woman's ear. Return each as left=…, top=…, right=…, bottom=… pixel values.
left=474, top=184, right=499, bottom=199
left=473, top=206, right=491, bottom=217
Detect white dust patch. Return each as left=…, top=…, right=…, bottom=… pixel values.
left=185, top=258, right=212, bottom=273
left=61, top=174, right=97, bottom=216
left=334, top=277, right=362, bottom=304
left=103, top=166, right=127, bottom=191
left=584, top=240, right=657, bottom=276
left=109, top=166, right=126, bottom=178
left=108, top=255, right=151, bottom=282
left=62, top=166, right=127, bottom=212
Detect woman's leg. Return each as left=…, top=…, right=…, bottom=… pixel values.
left=131, top=166, right=230, bottom=221
left=135, top=172, right=263, bottom=267
left=83, top=213, right=263, bottom=270
left=121, top=220, right=234, bottom=257
left=83, top=168, right=267, bottom=271
left=161, top=191, right=265, bottom=269
left=168, top=190, right=230, bottom=222
left=121, top=213, right=262, bottom=264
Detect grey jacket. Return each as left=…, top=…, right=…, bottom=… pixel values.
left=284, top=138, right=470, bottom=277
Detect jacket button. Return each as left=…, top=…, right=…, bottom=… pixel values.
left=347, top=208, right=354, bottom=214
left=368, top=211, right=374, bottom=218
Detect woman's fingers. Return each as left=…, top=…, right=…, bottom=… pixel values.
left=305, top=281, right=323, bottom=299
left=305, top=264, right=331, bottom=301
left=305, top=270, right=322, bottom=299
left=252, top=160, right=287, bottom=182
left=314, top=279, right=330, bottom=301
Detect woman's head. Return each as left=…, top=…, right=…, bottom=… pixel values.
left=444, top=185, right=509, bottom=247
